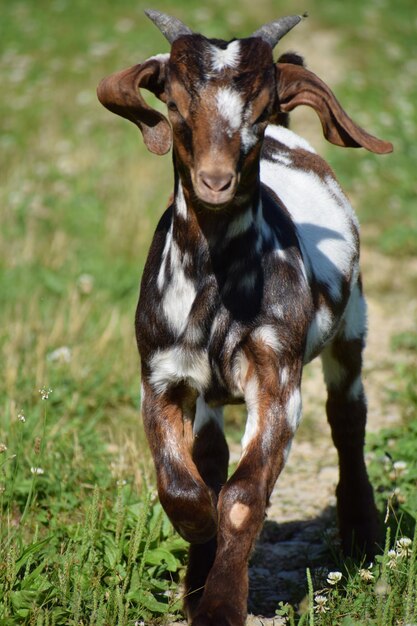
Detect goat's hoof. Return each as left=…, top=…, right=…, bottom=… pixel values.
left=190, top=605, right=246, bottom=626
left=337, top=481, right=381, bottom=560
left=340, top=514, right=381, bottom=560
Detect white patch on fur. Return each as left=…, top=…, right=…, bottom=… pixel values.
left=209, top=313, right=225, bottom=340
left=232, top=350, right=250, bottom=395
left=321, top=346, right=346, bottom=390
left=342, top=282, right=367, bottom=341
left=157, top=226, right=173, bottom=291
left=271, top=303, right=284, bottom=319
left=241, top=125, right=258, bottom=153
left=150, top=347, right=210, bottom=394
left=326, top=176, right=360, bottom=232
left=184, top=322, right=204, bottom=345
left=286, top=388, right=302, bottom=432
left=193, top=395, right=224, bottom=434
left=265, top=124, right=317, bottom=154
left=321, top=348, right=365, bottom=401
left=147, top=53, right=170, bottom=63
left=242, top=376, right=260, bottom=451
left=215, top=88, right=243, bottom=134
left=280, top=367, right=289, bottom=386
left=210, top=40, right=240, bottom=72
left=261, top=141, right=358, bottom=303
left=162, top=240, right=196, bottom=335
left=175, top=181, right=187, bottom=219
left=252, top=324, right=281, bottom=353
left=305, top=306, right=335, bottom=363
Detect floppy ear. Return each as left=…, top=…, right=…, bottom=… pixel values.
left=97, top=57, right=172, bottom=155
left=276, top=62, right=393, bottom=154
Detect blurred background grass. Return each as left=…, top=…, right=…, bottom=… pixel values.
left=1, top=0, right=415, bottom=421
left=0, top=0, right=416, bottom=622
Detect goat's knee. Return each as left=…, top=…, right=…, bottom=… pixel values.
left=158, top=467, right=218, bottom=543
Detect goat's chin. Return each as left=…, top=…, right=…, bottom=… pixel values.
left=194, top=188, right=237, bottom=210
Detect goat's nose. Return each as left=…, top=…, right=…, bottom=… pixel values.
left=199, top=170, right=235, bottom=192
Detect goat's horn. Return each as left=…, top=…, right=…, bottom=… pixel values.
left=145, top=9, right=193, bottom=44
left=251, top=13, right=307, bottom=48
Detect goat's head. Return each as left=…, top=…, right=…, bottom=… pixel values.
left=98, top=10, right=393, bottom=208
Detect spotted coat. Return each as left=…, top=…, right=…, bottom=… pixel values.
left=98, top=15, right=392, bottom=626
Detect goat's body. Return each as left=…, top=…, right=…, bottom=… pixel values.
left=136, top=125, right=376, bottom=625
left=138, top=126, right=361, bottom=402
left=99, top=16, right=391, bottom=623
left=137, top=125, right=375, bottom=625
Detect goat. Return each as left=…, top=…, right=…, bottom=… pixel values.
left=98, top=11, right=393, bottom=626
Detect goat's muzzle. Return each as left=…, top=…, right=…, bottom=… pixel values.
left=194, top=168, right=239, bottom=207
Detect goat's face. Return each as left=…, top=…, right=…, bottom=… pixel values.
left=97, top=12, right=393, bottom=209
left=166, top=36, right=275, bottom=207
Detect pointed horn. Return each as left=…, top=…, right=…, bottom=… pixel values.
left=251, top=13, right=307, bottom=48
left=145, top=9, right=193, bottom=44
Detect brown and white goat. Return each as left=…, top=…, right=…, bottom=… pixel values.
left=98, top=11, right=393, bottom=626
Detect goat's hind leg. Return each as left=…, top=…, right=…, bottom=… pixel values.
left=321, top=283, right=379, bottom=558
left=184, top=398, right=229, bottom=621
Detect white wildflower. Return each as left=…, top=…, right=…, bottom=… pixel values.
left=77, top=273, right=94, bottom=294
left=314, top=594, right=329, bottom=614
left=18, top=411, right=26, bottom=423
left=30, top=467, right=45, bottom=475
left=387, top=549, right=398, bottom=570
left=393, top=460, right=408, bottom=475
left=39, top=387, right=53, bottom=400
left=396, top=537, right=412, bottom=558
left=359, top=568, right=374, bottom=582
left=0, top=443, right=7, bottom=453
left=47, top=346, right=72, bottom=364
left=326, top=571, right=342, bottom=585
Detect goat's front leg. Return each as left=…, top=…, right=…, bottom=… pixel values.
left=191, top=363, right=302, bottom=626
left=141, top=379, right=218, bottom=544
left=184, top=397, right=230, bottom=619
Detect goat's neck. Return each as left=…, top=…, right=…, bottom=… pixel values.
left=170, top=164, right=266, bottom=319
left=172, top=165, right=263, bottom=257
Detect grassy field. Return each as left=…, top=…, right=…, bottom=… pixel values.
left=1, top=0, right=416, bottom=623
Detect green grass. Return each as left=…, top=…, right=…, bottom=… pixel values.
left=1, top=0, right=416, bottom=623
